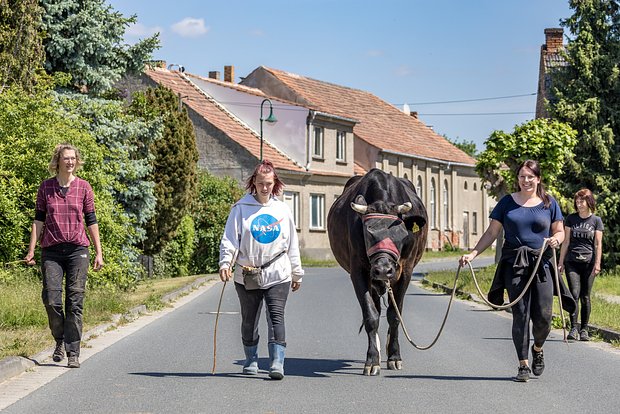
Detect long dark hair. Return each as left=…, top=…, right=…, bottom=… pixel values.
left=245, top=159, right=284, bottom=196
left=516, top=159, right=550, bottom=208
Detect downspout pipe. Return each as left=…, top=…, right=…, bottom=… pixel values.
left=306, top=110, right=316, bottom=170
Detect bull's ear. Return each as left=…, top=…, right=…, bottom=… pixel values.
left=405, top=215, right=426, bottom=233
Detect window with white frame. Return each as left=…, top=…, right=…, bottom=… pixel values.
left=430, top=178, right=436, bottom=229
left=283, top=191, right=300, bottom=229
left=443, top=179, right=449, bottom=230
left=313, top=127, right=324, bottom=158
left=310, top=194, right=325, bottom=230
left=416, top=176, right=423, bottom=200
left=336, top=131, right=346, bottom=162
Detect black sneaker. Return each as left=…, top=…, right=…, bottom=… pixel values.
left=52, top=341, right=64, bottom=362
left=531, top=345, right=545, bottom=376
left=67, top=355, right=80, bottom=368
left=515, top=365, right=531, bottom=382
left=580, top=329, right=590, bottom=341
left=567, top=327, right=579, bottom=341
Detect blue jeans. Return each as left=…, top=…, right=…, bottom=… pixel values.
left=234, top=281, right=290, bottom=347
left=41, top=243, right=89, bottom=356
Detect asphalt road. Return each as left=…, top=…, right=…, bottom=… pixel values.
left=3, top=265, right=619, bottom=413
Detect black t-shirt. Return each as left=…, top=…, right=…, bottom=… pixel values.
left=564, top=213, right=604, bottom=263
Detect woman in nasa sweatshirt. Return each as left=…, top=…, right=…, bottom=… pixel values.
left=219, top=160, right=304, bottom=380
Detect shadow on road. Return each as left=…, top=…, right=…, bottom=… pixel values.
left=129, top=357, right=364, bottom=379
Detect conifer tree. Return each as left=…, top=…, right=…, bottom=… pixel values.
left=130, top=86, right=199, bottom=256
left=550, top=0, right=620, bottom=266
left=39, top=0, right=159, bottom=95
left=0, top=0, right=45, bottom=92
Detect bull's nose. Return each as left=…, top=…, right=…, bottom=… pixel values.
left=371, top=257, right=396, bottom=281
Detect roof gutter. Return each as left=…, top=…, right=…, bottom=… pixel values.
left=381, top=149, right=475, bottom=168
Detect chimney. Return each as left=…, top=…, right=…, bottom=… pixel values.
left=209, top=71, right=220, bottom=80
left=224, top=65, right=235, bottom=83
left=544, top=28, right=564, bottom=53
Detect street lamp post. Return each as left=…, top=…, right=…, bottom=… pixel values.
left=259, top=98, right=277, bottom=161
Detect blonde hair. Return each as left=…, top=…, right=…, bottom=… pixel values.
left=48, top=143, right=84, bottom=175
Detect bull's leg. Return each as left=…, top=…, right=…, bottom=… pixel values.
left=386, top=273, right=411, bottom=370
left=351, top=275, right=381, bottom=376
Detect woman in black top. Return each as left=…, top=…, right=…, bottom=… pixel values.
left=558, top=188, right=603, bottom=341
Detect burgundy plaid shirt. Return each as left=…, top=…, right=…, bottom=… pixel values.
left=36, top=177, right=96, bottom=248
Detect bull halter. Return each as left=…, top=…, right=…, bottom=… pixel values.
left=362, top=213, right=405, bottom=261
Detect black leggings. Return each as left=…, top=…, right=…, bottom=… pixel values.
left=504, top=261, right=554, bottom=361
left=564, top=261, right=595, bottom=329
left=235, top=281, right=290, bottom=347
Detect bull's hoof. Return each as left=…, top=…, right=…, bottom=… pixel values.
left=387, top=360, right=403, bottom=370
left=363, top=365, right=381, bottom=376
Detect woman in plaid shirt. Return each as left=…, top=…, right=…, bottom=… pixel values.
left=25, top=144, right=104, bottom=369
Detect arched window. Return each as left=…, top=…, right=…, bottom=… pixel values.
left=430, top=178, right=436, bottom=229
left=443, top=179, right=449, bottom=230
left=464, top=181, right=468, bottom=190
left=473, top=182, right=477, bottom=191
left=403, top=173, right=408, bottom=180
left=416, top=176, right=423, bottom=199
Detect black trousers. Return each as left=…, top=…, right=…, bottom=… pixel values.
left=565, top=261, right=595, bottom=329
left=41, top=243, right=89, bottom=356
left=504, top=261, right=554, bottom=361
left=234, top=281, right=290, bottom=347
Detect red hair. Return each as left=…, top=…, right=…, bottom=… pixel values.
left=245, top=159, right=284, bottom=196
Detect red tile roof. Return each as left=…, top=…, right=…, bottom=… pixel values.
left=258, top=67, right=476, bottom=166
left=144, top=68, right=306, bottom=173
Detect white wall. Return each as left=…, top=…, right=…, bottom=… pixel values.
left=188, top=76, right=309, bottom=166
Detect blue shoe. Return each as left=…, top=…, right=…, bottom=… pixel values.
left=242, top=345, right=259, bottom=375
left=268, top=343, right=285, bottom=380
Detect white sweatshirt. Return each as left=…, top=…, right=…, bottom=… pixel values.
left=219, top=193, right=304, bottom=288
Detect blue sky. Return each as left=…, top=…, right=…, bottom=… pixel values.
left=108, top=0, right=573, bottom=151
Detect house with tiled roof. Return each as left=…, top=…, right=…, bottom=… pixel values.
left=121, top=63, right=492, bottom=256
left=241, top=66, right=493, bottom=250
left=536, top=28, right=567, bottom=118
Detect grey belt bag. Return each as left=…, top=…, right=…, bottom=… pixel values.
left=241, top=251, right=286, bottom=290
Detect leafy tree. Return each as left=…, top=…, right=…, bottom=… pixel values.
left=39, top=0, right=159, bottom=95
left=191, top=170, right=245, bottom=274
left=549, top=0, right=620, bottom=267
left=0, top=0, right=46, bottom=92
left=445, top=135, right=478, bottom=158
left=476, top=119, right=577, bottom=204
left=130, top=86, right=199, bottom=256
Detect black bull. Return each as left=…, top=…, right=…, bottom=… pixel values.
left=327, top=169, right=428, bottom=376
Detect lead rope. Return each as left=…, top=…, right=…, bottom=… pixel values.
left=387, top=238, right=567, bottom=350
left=211, top=280, right=227, bottom=375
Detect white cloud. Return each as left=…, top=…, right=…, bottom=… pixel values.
left=171, top=17, right=209, bottom=37
left=394, top=65, right=413, bottom=77
left=126, top=23, right=162, bottom=38
left=366, top=49, right=384, bottom=57
left=250, top=29, right=265, bottom=37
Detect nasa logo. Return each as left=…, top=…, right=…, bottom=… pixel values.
left=250, top=214, right=283, bottom=244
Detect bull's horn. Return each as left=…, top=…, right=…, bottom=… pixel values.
left=397, top=202, right=412, bottom=213
left=350, top=202, right=368, bottom=214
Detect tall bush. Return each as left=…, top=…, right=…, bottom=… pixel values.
left=191, top=170, right=244, bottom=274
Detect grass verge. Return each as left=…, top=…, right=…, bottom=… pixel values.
left=0, top=267, right=209, bottom=360
left=423, top=264, right=620, bottom=335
